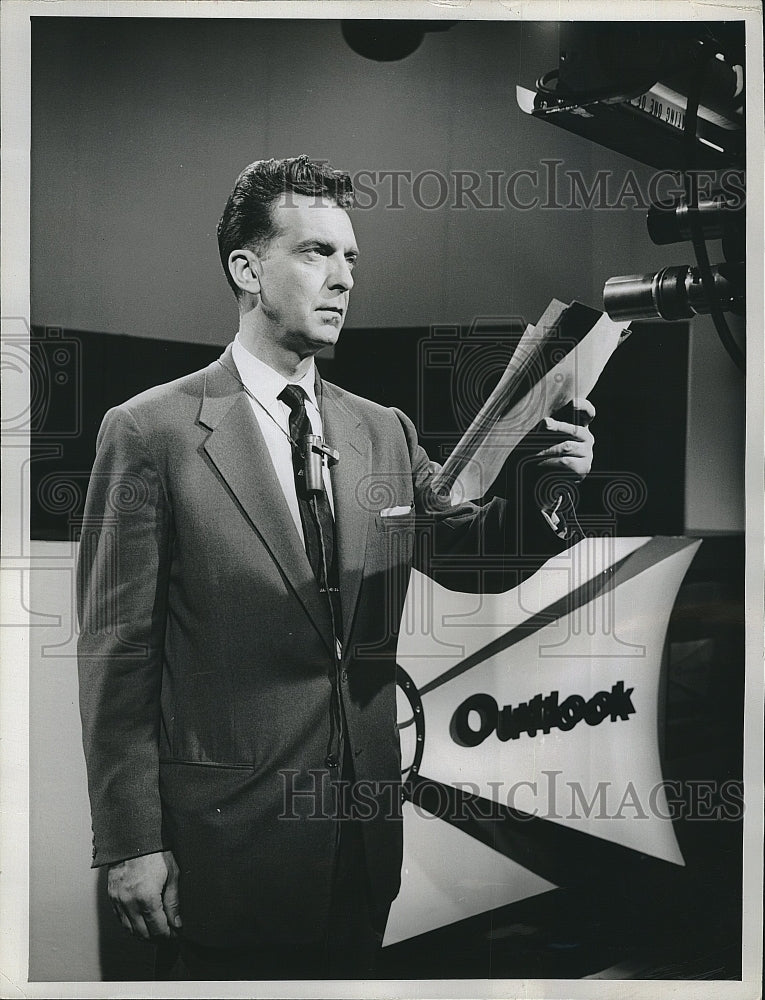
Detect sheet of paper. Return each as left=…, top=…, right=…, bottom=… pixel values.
left=433, top=304, right=629, bottom=503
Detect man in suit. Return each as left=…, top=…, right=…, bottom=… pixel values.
left=77, top=155, right=595, bottom=979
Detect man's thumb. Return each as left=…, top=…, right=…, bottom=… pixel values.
left=163, top=868, right=182, bottom=928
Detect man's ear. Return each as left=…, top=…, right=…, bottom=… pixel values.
left=228, top=249, right=261, bottom=296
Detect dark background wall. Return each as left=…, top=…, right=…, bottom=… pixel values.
left=28, top=318, right=688, bottom=541
left=32, top=18, right=601, bottom=339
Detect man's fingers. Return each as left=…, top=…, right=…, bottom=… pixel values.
left=163, top=858, right=183, bottom=931
left=112, top=902, right=133, bottom=936
left=535, top=438, right=589, bottom=459
left=121, top=896, right=170, bottom=940
left=540, top=419, right=593, bottom=444
left=140, top=901, right=173, bottom=939
left=534, top=419, right=594, bottom=481
left=537, top=456, right=590, bottom=470
left=536, top=457, right=591, bottom=481
left=114, top=898, right=152, bottom=940
left=571, top=397, right=596, bottom=425
left=111, top=890, right=172, bottom=940
left=128, top=911, right=151, bottom=941
left=542, top=417, right=584, bottom=439
left=533, top=403, right=595, bottom=483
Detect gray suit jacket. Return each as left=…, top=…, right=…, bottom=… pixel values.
left=77, top=342, right=563, bottom=947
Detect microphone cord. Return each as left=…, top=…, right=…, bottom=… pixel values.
left=312, top=493, right=346, bottom=774
left=216, top=359, right=305, bottom=454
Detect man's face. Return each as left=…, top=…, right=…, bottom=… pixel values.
left=253, top=192, right=359, bottom=356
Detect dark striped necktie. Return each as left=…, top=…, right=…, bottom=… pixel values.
left=278, top=384, right=342, bottom=641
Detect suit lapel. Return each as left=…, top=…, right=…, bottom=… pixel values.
left=199, top=346, right=334, bottom=652
left=320, top=381, right=372, bottom=651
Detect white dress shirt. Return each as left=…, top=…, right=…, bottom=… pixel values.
left=231, top=333, right=335, bottom=546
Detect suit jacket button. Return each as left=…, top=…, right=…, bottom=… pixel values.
left=325, top=753, right=339, bottom=768
left=341, top=669, right=348, bottom=682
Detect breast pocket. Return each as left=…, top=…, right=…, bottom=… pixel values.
left=373, top=510, right=416, bottom=568
left=375, top=510, right=415, bottom=532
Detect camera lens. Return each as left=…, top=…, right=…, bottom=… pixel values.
left=603, top=262, right=744, bottom=322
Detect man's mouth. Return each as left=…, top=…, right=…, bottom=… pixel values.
left=317, top=306, right=343, bottom=315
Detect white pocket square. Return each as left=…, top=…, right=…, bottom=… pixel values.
left=379, top=505, right=413, bottom=517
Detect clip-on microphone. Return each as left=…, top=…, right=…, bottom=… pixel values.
left=303, top=434, right=340, bottom=493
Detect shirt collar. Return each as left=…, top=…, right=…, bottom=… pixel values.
left=231, top=332, right=319, bottom=411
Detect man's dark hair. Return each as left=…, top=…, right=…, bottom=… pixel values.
left=217, top=155, right=355, bottom=297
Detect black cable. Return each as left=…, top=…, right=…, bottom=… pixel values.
left=312, top=493, right=345, bottom=761
left=534, top=68, right=654, bottom=108
left=682, top=46, right=746, bottom=374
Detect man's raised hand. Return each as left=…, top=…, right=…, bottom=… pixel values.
left=532, top=397, right=596, bottom=481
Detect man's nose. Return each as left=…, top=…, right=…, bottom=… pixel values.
left=328, top=255, right=354, bottom=292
